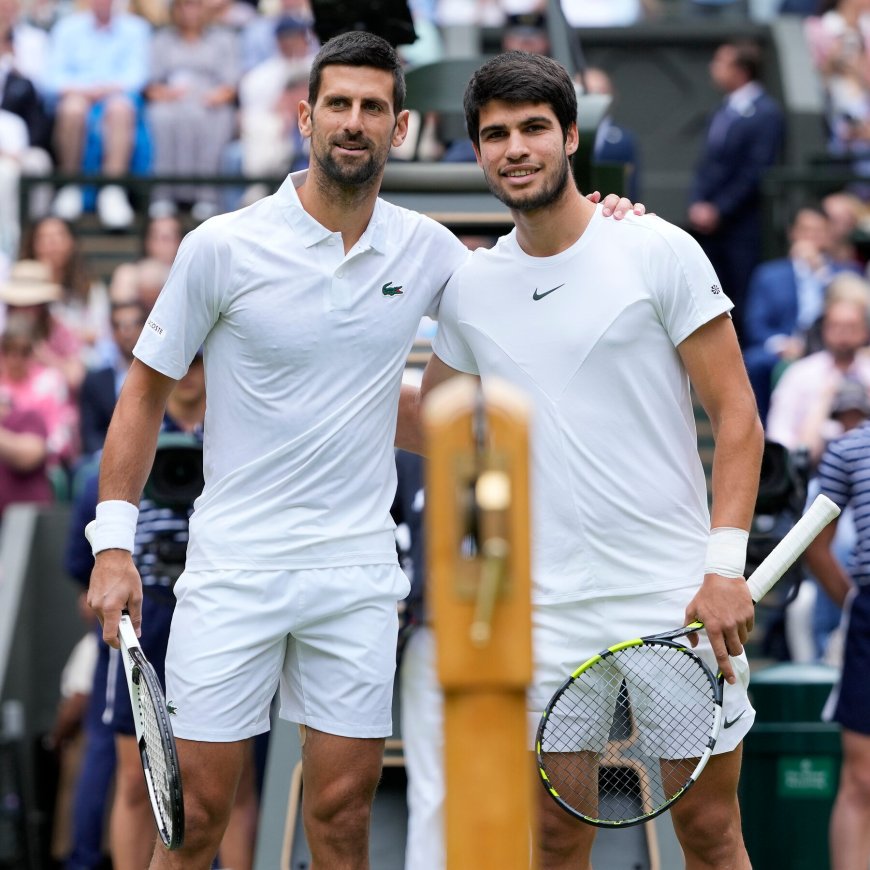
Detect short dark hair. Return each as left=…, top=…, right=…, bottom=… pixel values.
left=725, top=40, right=763, bottom=82
left=464, top=51, right=577, bottom=147
left=308, top=30, right=406, bottom=114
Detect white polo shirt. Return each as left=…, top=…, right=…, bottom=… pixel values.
left=433, top=207, right=733, bottom=604
left=134, top=171, right=469, bottom=571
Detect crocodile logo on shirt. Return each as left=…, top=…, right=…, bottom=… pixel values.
left=382, top=282, right=404, bottom=296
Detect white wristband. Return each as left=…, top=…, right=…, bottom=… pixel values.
left=704, top=527, right=749, bottom=579
left=86, top=500, right=139, bottom=556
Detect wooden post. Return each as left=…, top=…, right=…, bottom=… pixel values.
left=424, top=376, right=536, bottom=870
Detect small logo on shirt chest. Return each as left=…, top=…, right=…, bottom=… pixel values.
left=382, top=282, right=404, bottom=297
left=532, top=283, right=565, bottom=301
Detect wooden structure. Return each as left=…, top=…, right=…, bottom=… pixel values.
left=424, top=376, right=535, bottom=869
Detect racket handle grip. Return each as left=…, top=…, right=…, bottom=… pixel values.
left=746, top=494, right=840, bottom=603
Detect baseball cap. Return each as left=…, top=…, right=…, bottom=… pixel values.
left=831, top=379, right=870, bottom=418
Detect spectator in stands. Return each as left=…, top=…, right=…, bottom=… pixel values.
left=238, top=14, right=311, bottom=201
left=146, top=0, right=240, bottom=221
left=688, top=39, right=785, bottom=334
left=78, top=301, right=145, bottom=458
left=22, top=217, right=111, bottom=368
left=766, top=277, right=870, bottom=462
left=0, top=107, right=33, bottom=259
left=0, top=26, right=50, bottom=151
left=108, top=213, right=182, bottom=304
left=824, top=188, right=867, bottom=268
left=583, top=65, right=641, bottom=200
left=0, top=258, right=85, bottom=403
left=0, top=25, right=54, bottom=225
left=0, top=370, right=51, bottom=527
left=241, top=0, right=312, bottom=72
left=805, top=0, right=870, bottom=161
left=0, top=308, right=75, bottom=468
left=804, top=413, right=870, bottom=870
left=743, top=206, right=862, bottom=422
left=45, top=0, right=151, bottom=230
left=0, top=0, right=49, bottom=90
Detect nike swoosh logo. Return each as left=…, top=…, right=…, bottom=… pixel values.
left=532, top=283, right=565, bottom=301
left=723, top=710, right=746, bottom=729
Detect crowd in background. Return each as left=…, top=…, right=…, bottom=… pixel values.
left=3, top=0, right=870, bottom=866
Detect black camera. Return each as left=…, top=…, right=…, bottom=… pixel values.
left=143, top=431, right=204, bottom=509
left=309, top=0, right=416, bottom=48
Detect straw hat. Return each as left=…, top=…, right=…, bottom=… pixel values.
left=0, top=260, right=62, bottom=306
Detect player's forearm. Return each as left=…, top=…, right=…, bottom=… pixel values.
left=99, top=363, right=173, bottom=505
left=395, top=383, right=426, bottom=455
left=708, top=405, right=765, bottom=534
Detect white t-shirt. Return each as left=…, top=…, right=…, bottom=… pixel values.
left=134, top=171, right=469, bottom=571
left=433, top=207, right=732, bottom=604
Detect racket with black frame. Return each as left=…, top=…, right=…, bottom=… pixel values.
left=117, top=611, right=185, bottom=849
left=536, top=493, right=840, bottom=828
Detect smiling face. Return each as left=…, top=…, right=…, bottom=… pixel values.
left=474, top=100, right=577, bottom=213
left=299, top=65, right=408, bottom=191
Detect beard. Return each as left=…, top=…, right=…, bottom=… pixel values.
left=484, top=153, right=572, bottom=213
left=311, top=133, right=387, bottom=189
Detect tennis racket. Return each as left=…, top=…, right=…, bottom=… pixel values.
left=118, top=612, right=185, bottom=849
left=536, top=493, right=840, bottom=828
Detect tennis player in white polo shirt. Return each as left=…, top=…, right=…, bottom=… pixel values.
left=85, top=32, right=639, bottom=869
left=397, top=52, right=764, bottom=870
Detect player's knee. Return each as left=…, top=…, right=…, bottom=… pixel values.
left=840, top=759, right=870, bottom=802
left=538, top=809, right=594, bottom=865
left=673, top=800, right=743, bottom=861
left=305, top=772, right=376, bottom=834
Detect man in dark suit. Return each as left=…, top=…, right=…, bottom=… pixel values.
left=78, top=301, right=145, bottom=456
left=688, top=39, right=785, bottom=336
left=742, top=205, right=862, bottom=422
left=0, top=54, right=51, bottom=151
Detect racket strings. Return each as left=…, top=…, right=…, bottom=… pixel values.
left=136, top=669, right=177, bottom=839
left=539, top=643, right=718, bottom=823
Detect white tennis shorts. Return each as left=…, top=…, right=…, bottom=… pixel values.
left=529, top=584, right=754, bottom=755
left=164, top=563, right=410, bottom=742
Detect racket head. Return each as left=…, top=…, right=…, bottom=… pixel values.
left=128, top=648, right=185, bottom=849
left=536, top=638, right=722, bottom=827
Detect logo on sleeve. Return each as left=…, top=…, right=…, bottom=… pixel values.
left=711, top=284, right=721, bottom=295
left=146, top=319, right=166, bottom=338
left=532, top=284, right=565, bottom=301
left=382, top=282, right=404, bottom=297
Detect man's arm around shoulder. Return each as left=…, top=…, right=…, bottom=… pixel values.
left=396, top=354, right=468, bottom=455
left=86, top=359, right=176, bottom=648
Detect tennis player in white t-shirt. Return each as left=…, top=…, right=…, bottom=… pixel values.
left=85, top=32, right=639, bottom=870
left=397, top=52, right=764, bottom=870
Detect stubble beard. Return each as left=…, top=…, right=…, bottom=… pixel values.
left=312, top=134, right=387, bottom=193
left=485, top=154, right=572, bottom=213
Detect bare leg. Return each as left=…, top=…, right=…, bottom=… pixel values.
left=53, top=94, right=90, bottom=172
left=831, top=729, right=870, bottom=870
left=669, top=746, right=751, bottom=870
left=299, top=726, right=385, bottom=870
left=149, top=738, right=248, bottom=870
left=102, top=94, right=136, bottom=177
left=110, top=735, right=155, bottom=870
left=217, top=739, right=258, bottom=870
left=535, top=756, right=596, bottom=870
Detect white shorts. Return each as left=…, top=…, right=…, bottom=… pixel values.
left=529, top=585, right=754, bottom=755
left=165, top=563, right=410, bottom=742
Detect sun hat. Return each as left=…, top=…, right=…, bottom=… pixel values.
left=0, top=260, right=62, bottom=306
